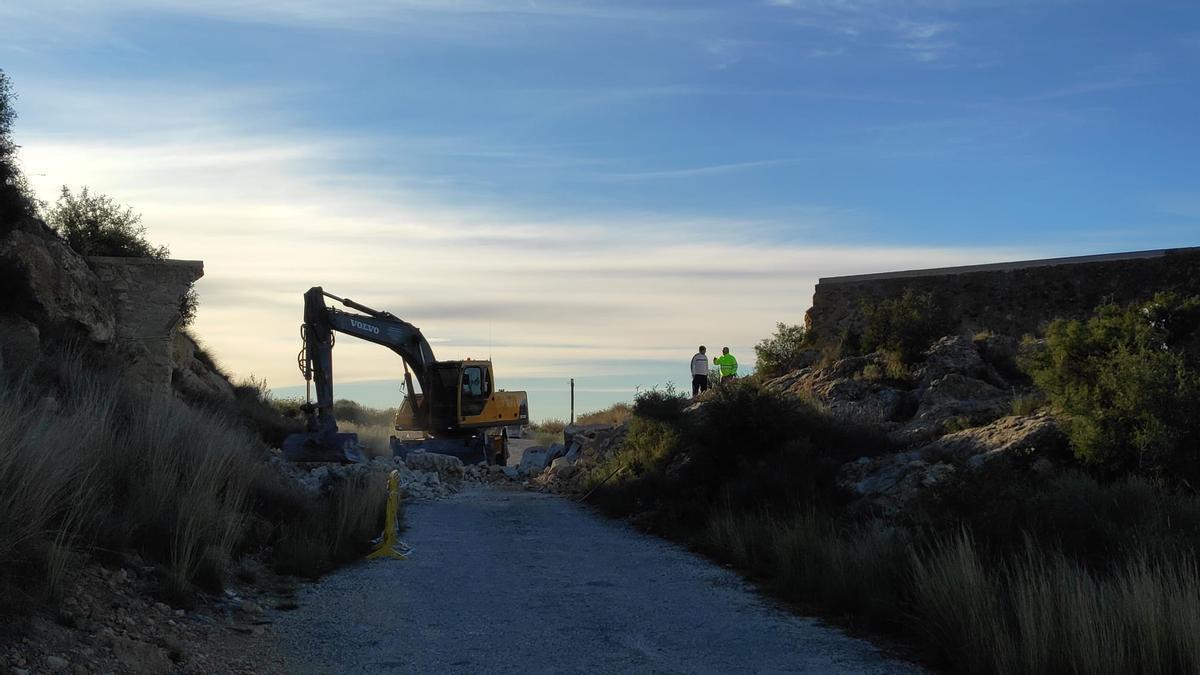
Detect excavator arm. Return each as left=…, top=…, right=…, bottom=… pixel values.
left=286, top=286, right=438, bottom=462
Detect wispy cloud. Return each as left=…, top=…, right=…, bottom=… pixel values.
left=14, top=78, right=1028, bottom=390
left=767, top=0, right=959, bottom=62
left=0, top=0, right=707, bottom=48
left=595, top=159, right=796, bottom=181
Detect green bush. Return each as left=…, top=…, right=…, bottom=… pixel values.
left=753, top=322, right=812, bottom=376
left=583, top=417, right=680, bottom=520
left=1023, top=293, right=1200, bottom=479
left=591, top=378, right=883, bottom=530
left=860, top=289, right=949, bottom=362
left=45, top=186, right=168, bottom=259
left=632, top=383, right=688, bottom=425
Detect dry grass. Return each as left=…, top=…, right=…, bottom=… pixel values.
left=705, top=507, right=1200, bottom=674
left=528, top=418, right=566, bottom=447
left=0, top=349, right=387, bottom=609
left=912, top=532, right=1200, bottom=674
left=273, top=470, right=388, bottom=579
left=575, top=403, right=633, bottom=426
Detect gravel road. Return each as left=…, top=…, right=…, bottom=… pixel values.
left=276, top=487, right=921, bottom=674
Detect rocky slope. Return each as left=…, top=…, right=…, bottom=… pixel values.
left=520, top=334, right=1068, bottom=518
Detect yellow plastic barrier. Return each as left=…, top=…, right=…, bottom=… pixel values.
left=366, top=470, right=408, bottom=561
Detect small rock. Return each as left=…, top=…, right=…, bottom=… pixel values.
left=238, top=600, right=264, bottom=616
left=45, top=655, right=69, bottom=670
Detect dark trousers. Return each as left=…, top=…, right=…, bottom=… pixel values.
left=692, top=374, right=709, bottom=396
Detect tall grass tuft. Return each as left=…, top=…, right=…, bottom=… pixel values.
left=0, top=347, right=388, bottom=610
left=703, top=504, right=1200, bottom=674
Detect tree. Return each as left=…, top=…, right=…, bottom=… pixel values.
left=0, top=69, right=35, bottom=225
left=46, top=186, right=169, bottom=259
left=754, top=322, right=812, bottom=376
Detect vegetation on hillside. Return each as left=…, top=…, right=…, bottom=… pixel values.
left=1024, top=292, right=1200, bottom=481
left=0, top=70, right=35, bottom=226
left=0, top=349, right=388, bottom=611
left=584, top=294, right=1200, bottom=673
left=753, top=322, right=811, bottom=377
left=856, top=289, right=950, bottom=362
left=45, top=186, right=169, bottom=259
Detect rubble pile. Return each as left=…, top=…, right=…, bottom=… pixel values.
left=532, top=423, right=629, bottom=494
left=264, top=450, right=467, bottom=502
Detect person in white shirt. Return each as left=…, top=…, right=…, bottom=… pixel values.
left=690, top=345, right=710, bottom=397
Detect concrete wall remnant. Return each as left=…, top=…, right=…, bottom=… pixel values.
left=88, top=257, right=204, bottom=399
left=806, top=247, right=1200, bottom=344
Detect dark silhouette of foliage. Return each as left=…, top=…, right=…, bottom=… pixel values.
left=0, top=69, right=35, bottom=226
left=46, top=186, right=169, bottom=259
left=860, top=289, right=950, bottom=362
left=753, top=322, right=812, bottom=376
left=1023, top=293, right=1200, bottom=480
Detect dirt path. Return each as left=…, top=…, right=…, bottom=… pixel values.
left=274, top=488, right=922, bottom=674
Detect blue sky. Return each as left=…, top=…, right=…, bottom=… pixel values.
left=3, top=1, right=1198, bottom=420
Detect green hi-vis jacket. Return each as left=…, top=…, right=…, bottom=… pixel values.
left=714, top=354, right=738, bottom=376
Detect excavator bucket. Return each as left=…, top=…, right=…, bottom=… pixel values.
left=282, top=431, right=367, bottom=464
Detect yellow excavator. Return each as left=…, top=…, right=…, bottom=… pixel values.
left=283, top=287, right=529, bottom=464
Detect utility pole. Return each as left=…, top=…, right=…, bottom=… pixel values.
left=570, top=378, right=575, bottom=425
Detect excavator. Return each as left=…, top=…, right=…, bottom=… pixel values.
left=282, top=287, right=529, bottom=465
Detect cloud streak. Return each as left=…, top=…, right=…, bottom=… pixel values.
left=15, top=77, right=1034, bottom=393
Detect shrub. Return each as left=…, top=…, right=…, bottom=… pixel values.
left=45, top=186, right=168, bottom=258
left=860, top=289, right=949, bottom=362
left=226, top=376, right=304, bottom=448
left=632, top=383, right=688, bottom=424
left=753, top=322, right=812, bottom=376
left=584, top=417, right=680, bottom=521
left=1023, top=293, right=1200, bottom=480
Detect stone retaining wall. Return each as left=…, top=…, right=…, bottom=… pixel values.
left=89, top=257, right=204, bottom=399
left=805, top=246, right=1200, bottom=343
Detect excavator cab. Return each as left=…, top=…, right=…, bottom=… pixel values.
left=391, top=359, right=529, bottom=465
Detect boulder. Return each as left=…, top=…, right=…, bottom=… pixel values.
left=0, top=219, right=117, bottom=342
left=919, top=411, right=1067, bottom=466
left=171, top=332, right=236, bottom=401
left=819, top=378, right=909, bottom=425
left=404, top=451, right=464, bottom=484
left=838, top=452, right=956, bottom=516
left=888, top=374, right=1009, bottom=445
left=914, top=335, right=986, bottom=387
left=840, top=412, right=1066, bottom=516
left=518, top=446, right=553, bottom=476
